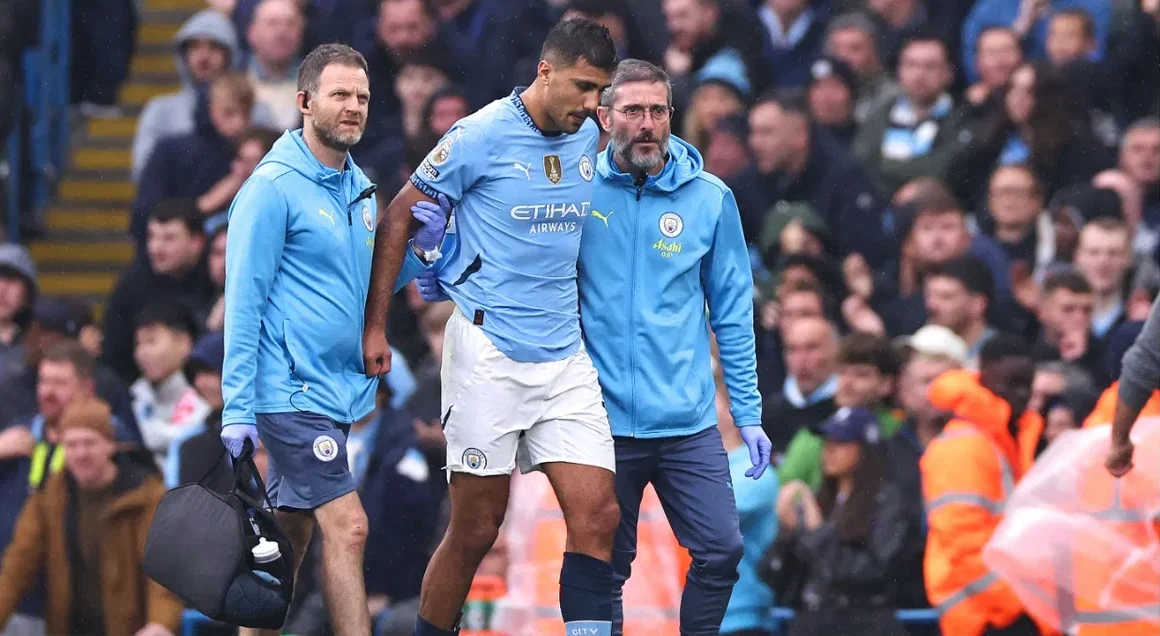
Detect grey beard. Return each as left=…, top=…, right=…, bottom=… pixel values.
left=316, top=122, right=362, bottom=152
left=612, top=136, right=668, bottom=173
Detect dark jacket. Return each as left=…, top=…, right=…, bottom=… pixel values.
left=361, top=407, right=443, bottom=601
left=440, top=0, right=554, bottom=108
left=761, top=393, right=837, bottom=454
left=760, top=130, right=892, bottom=269
left=101, top=258, right=215, bottom=383
left=0, top=448, right=184, bottom=635
left=757, top=0, right=829, bottom=89
left=852, top=100, right=975, bottom=199
left=130, top=96, right=233, bottom=248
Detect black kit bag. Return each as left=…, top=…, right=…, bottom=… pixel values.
left=143, top=441, right=295, bottom=629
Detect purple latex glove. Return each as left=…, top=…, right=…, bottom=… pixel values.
left=416, top=269, right=449, bottom=302
left=739, top=425, right=772, bottom=479
left=221, top=423, right=259, bottom=459
left=412, top=194, right=450, bottom=252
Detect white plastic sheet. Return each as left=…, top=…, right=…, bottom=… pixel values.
left=983, top=418, right=1160, bottom=632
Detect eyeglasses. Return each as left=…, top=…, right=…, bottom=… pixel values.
left=614, top=105, right=674, bottom=123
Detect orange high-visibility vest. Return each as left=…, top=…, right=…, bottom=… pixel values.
left=1082, top=383, right=1160, bottom=429
left=497, top=473, right=685, bottom=635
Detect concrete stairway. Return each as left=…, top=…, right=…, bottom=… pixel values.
left=29, top=0, right=205, bottom=318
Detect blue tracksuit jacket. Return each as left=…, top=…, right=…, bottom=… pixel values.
left=222, top=130, right=422, bottom=427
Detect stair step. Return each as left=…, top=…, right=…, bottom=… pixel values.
left=88, top=117, right=138, bottom=140
left=30, top=241, right=133, bottom=265
left=46, top=209, right=131, bottom=232
left=131, top=53, right=178, bottom=76
left=147, top=0, right=207, bottom=10
left=120, top=82, right=181, bottom=107
left=74, top=148, right=132, bottom=171
left=38, top=272, right=118, bottom=296
left=58, top=179, right=135, bottom=205
left=140, top=23, right=183, bottom=46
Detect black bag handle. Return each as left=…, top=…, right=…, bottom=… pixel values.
left=230, top=439, right=276, bottom=513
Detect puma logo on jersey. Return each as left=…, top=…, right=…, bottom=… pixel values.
left=318, top=208, right=336, bottom=227
left=512, top=162, right=532, bottom=180
left=591, top=209, right=614, bottom=227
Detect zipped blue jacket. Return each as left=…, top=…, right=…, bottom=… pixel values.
left=222, top=130, right=422, bottom=427
left=579, top=136, right=760, bottom=438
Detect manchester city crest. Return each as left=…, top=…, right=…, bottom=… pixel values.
left=362, top=204, right=374, bottom=231
left=659, top=212, right=684, bottom=238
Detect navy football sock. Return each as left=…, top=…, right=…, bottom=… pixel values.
left=559, top=551, right=614, bottom=636
left=414, top=615, right=458, bottom=636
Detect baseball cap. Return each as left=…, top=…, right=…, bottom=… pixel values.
left=186, top=330, right=225, bottom=379
left=821, top=407, right=880, bottom=444
left=32, top=297, right=92, bottom=338
left=899, top=325, right=968, bottom=365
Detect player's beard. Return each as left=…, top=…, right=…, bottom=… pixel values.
left=314, top=114, right=364, bottom=152
left=610, top=128, right=669, bottom=174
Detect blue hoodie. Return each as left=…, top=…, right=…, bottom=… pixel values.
left=222, top=130, right=421, bottom=428
left=578, top=136, right=761, bottom=437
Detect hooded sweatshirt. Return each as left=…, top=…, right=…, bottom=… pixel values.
left=0, top=244, right=36, bottom=377
left=131, top=10, right=276, bottom=183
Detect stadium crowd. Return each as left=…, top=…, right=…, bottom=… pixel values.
left=0, top=0, right=1159, bottom=634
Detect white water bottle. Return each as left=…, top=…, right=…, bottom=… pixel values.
left=251, top=538, right=281, bottom=585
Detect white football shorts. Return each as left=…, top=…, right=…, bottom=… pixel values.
left=440, top=307, right=615, bottom=478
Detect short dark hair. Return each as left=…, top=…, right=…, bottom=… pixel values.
left=600, top=58, right=670, bottom=107
left=1042, top=269, right=1092, bottom=296
left=976, top=24, right=1018, bottom=48
left=910, top=178, right=963, bottom=218
left=210, top=72, right=255, bottom=112
left=1051, top=7, right=1095, bottom=39
left=135, top=302, right=198, bottom=338
left=297, top=43, right=369, bottom=95
left=928, top=255, right=995, bottom=305
left=979, top=332, right=1033, bottom=368
left=838, top=332, right=901, bottom=377
left=899, top=29, right=951, bottom=66
left=149, top=198, right=204, bottom=236
left=41, top=341, right=97, bottom=380
left=566, top=0, right=624, bottom=18
left=541, top=17, right=618, bottom=72
left=754, top=87, right=810, bottom=119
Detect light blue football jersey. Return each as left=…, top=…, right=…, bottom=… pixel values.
left=409, top=88, right=599, bottom=363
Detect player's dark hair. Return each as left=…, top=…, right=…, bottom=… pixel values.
left=134, top=301, right=199, bottom=338
left=600, top=59, right=671, bottom=107
left=297, top=43, right=369, bottom=95
left=541, top=17, right=618, bottom=72
left=928, top=255, right=995, bottom=306
left=149, top=198, right=204, bottom=236
left=979, top=332, right=1033, bottom=368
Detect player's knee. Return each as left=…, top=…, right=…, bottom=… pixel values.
left=451, top=513, right=504, bottom=556
left=319, top=501, right=369, bottom=550
left=572, top=496, right=621, bottom=546
left=695, top=532, right=744, bottom=578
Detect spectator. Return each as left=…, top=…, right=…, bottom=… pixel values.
left=0, top=398, right=184, bottom=636
left=662, top=0, right=772, bottom=109
left=228, top=0, right=372, bottom=56
left=773, top=407, right=914, bottom=636
left=1045, top=7, right=1098, bottom=65
left=1029, top=361, right=1099, bottom=435
left=924, top=256, right=1001, bottom=363
left=748, top=91, right=891, bottom=268
left=129, top=304, right=210, bottom=470
left=395, top=54, right=454, bottom=161
left=131, top=73, right=262, bottom=248
left=0, top=301, right=138, bottom=441
left=1046, top=184, right=1120, bottom=266
left=804, top=57, right=858, bottom=147
left=407, top=86, right=471, bottom=168
left=1105, top=0, right=1160, bottom=122
left=1073, top=216, right=1160, bottom=341
left=779, top=331, right=903, bottom=491
left=681, top=66, right=750, bottom=153
left=824, top=12, right=899, bottom=123
left=965, top=26, right=1023, bottom=110
left=1092, top=168, right=1157, bottom=257
left=755, top=0, right=829, bottom=89
left=1031, top=270, right=1107, bottom=381
left=167, top=331, right=230, bottom=494
left=562, top=0, right=659, bottom=62
left=716, top=370, right=777, bottom=636
left=852, top=32, right=970, bottom=197
left=953, top=61, right=1113, bottom=208
left=755, top=280, right=829, bottom=397
left=70, top=0, right=136, bottom=117
left=863, top=0, right=938, bottom=71
left=1117, top=118, right=1160, bottom=236
left=103, top=201, right=215, bottom=383
left=0, top=245, right=36, bottom=378
left=704, top=115, right=766, bottom=242
left=960, top=0, right=1112, bottom=84
left=204, top=223, right=228, bottom=333
left=131, top=10, right=275, bottom=183
left=761, top=315, right=840, bottom=452
left=983, top=164, right=1054, bottom=278
left=922, top=334, right=1049, bottom=636
left=245, top=0, right=306, bottom=131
